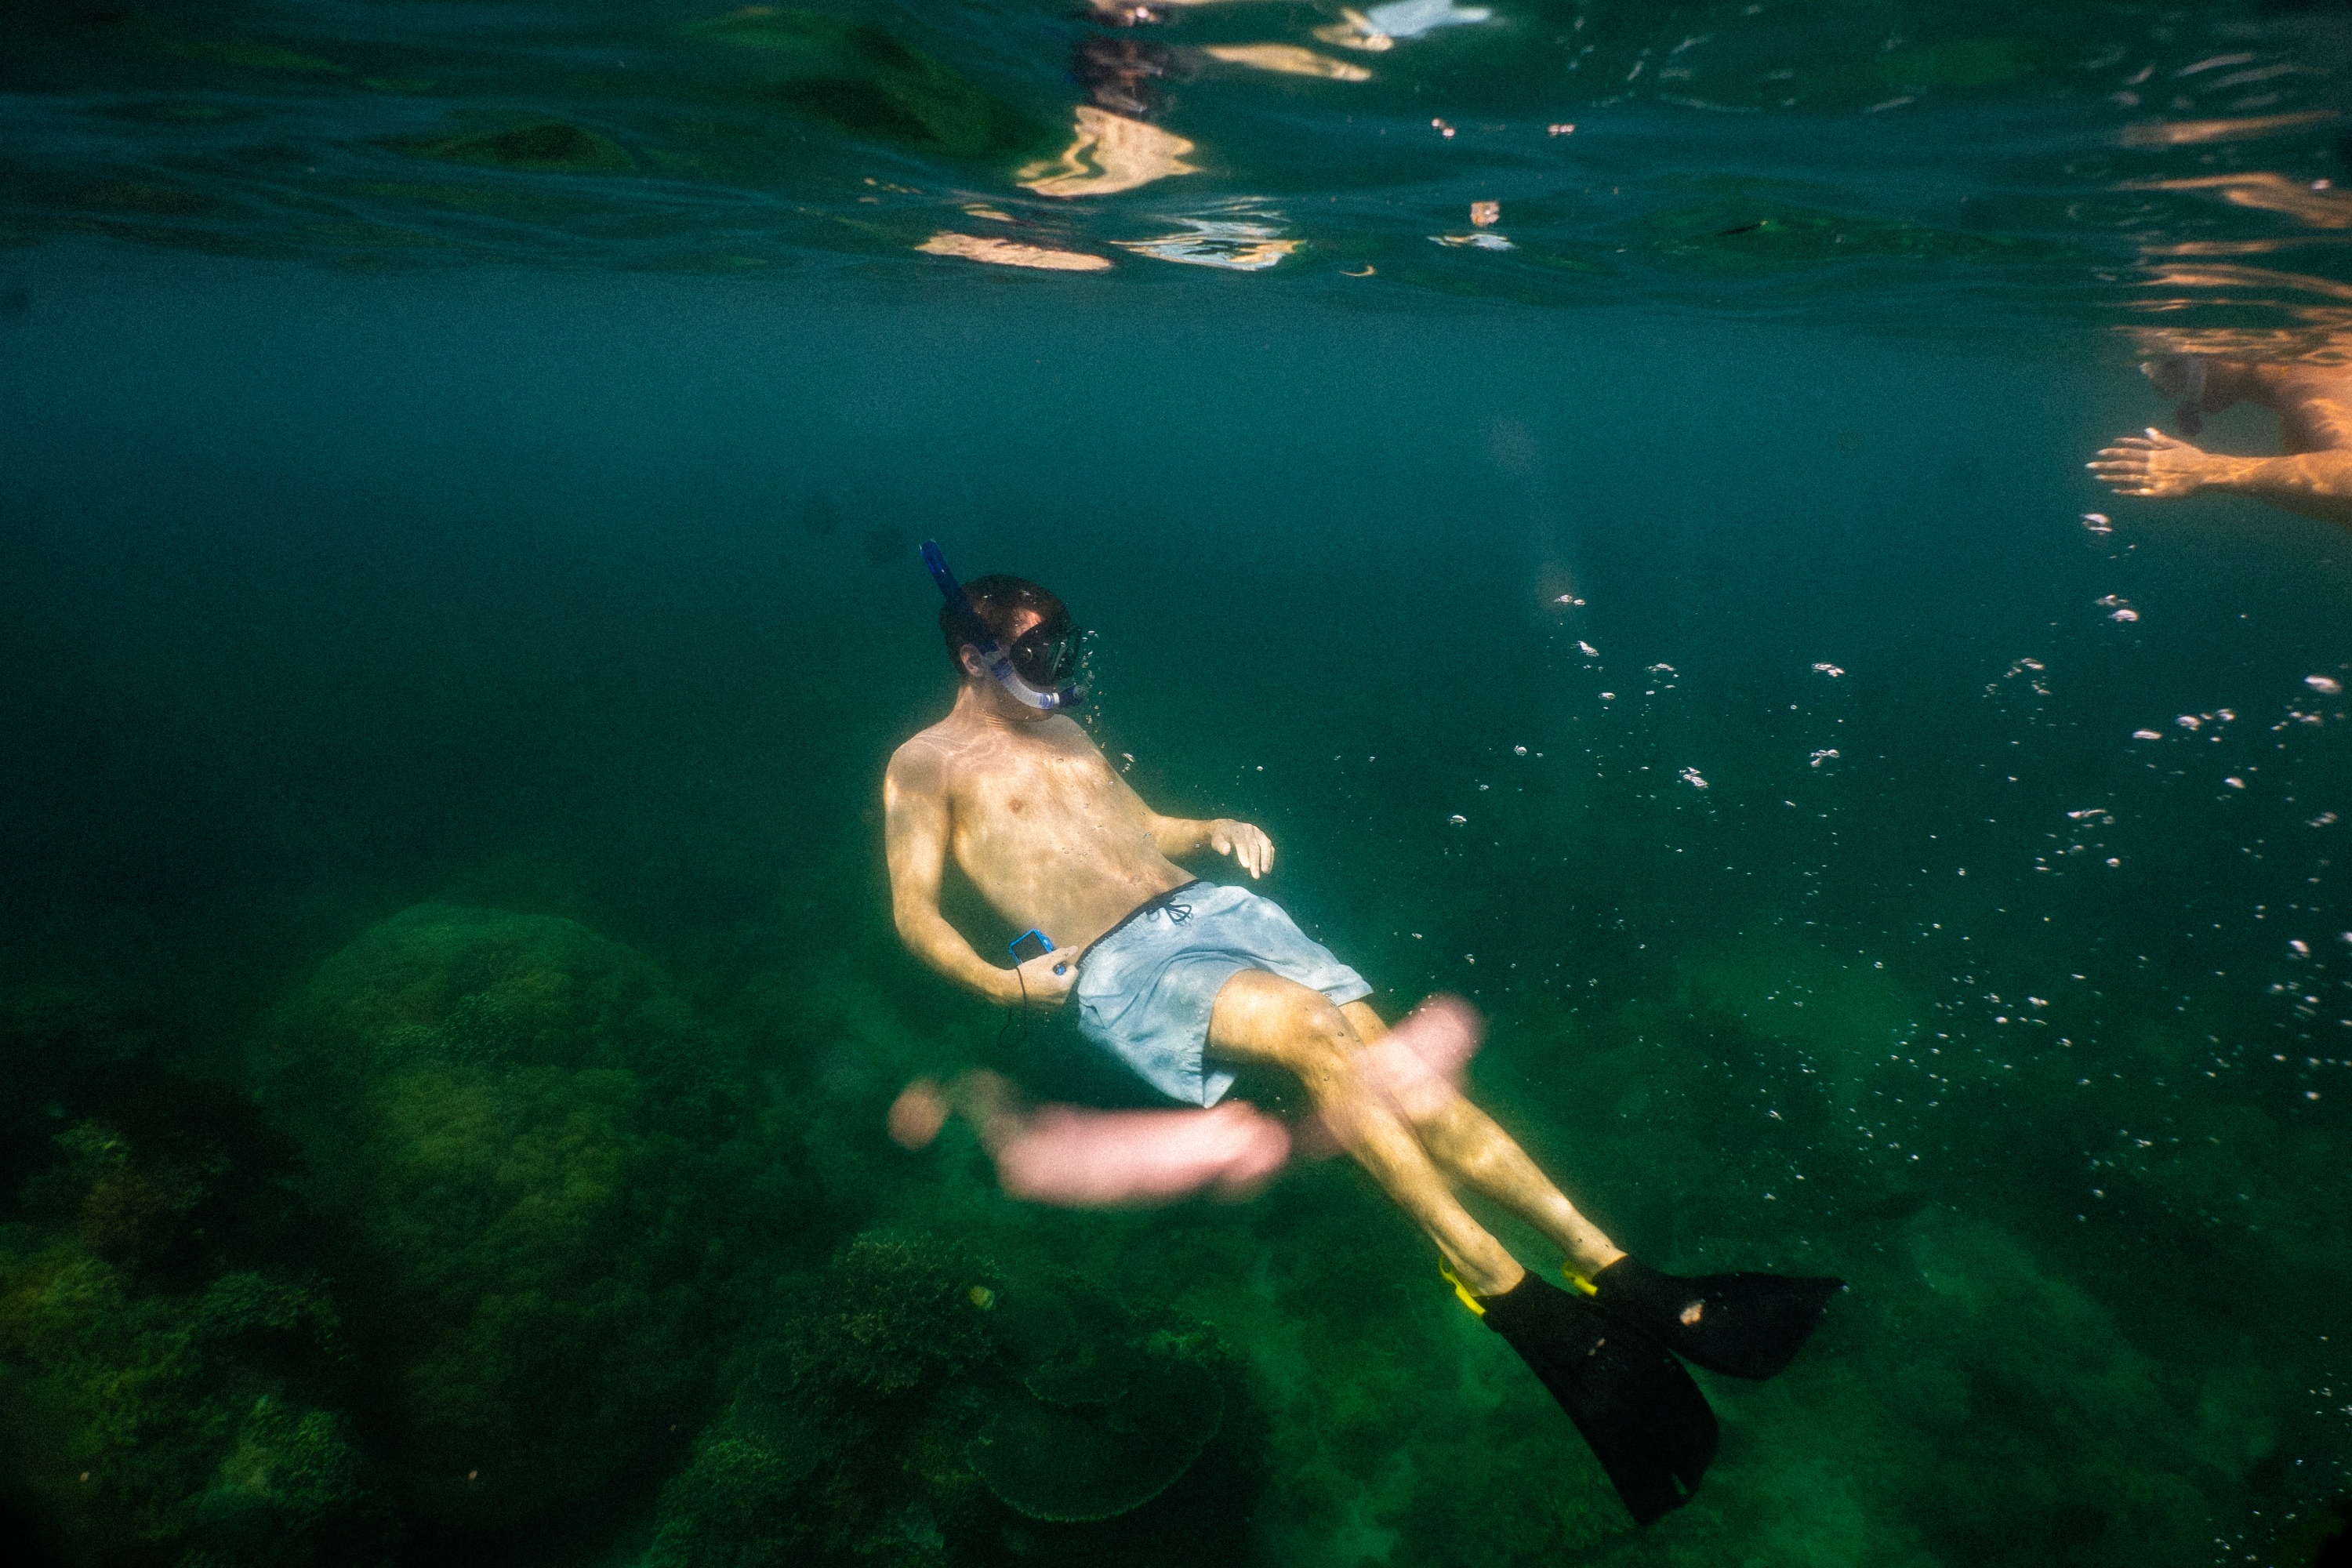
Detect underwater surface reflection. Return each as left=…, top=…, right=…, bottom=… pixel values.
left=0, top=0, right=2347, bottom=334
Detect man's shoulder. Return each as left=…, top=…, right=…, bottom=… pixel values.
left=889, top=716, right=996, bottom=785
left=888, top=724, right=956, bottom=773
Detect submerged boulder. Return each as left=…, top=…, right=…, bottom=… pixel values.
left=255, top=903, right=782, bottom=1532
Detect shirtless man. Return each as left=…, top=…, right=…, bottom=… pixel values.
left=880, top=552, right=1842, bottom=1524
left=2089, top=356, right=2352, bottom=528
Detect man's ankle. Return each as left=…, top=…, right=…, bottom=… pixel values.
left=1465, top=1257, right=1526, bottom=1298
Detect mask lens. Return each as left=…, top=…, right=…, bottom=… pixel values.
left=1011, top=625, right=1079, bottom=688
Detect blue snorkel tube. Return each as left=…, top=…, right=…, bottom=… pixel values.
left=922, top=540, right=1087, bottom=713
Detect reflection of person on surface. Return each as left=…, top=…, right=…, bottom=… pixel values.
left=2089, top=357, right=2352, bottom=527
left=881, top=567, right=1842, bottom=1524
left=1020, top=1, right=1368, bottom=198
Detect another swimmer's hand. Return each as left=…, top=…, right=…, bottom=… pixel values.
left=1209, top=819, right=1275, bottom=879
left=887, top=1077, right=950, bottom=1149
left=2087, top=428, right=2212, bottom=499
left=1007, top=948, right=1076, bottom=1009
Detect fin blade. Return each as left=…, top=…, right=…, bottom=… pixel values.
left=1595, top=1260, right=1846, bottom=1381
left=1481, top=1276, right=1718, bottom=1525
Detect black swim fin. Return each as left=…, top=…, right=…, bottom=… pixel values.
left=1474, top=1272, right=1717, bottom=1525
left=1588, top=1257, right=1845, bottom=1381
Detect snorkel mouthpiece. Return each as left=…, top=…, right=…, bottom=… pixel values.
left=921, top=540, right=1087, bottom=713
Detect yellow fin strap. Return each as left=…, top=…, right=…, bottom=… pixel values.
left=1437, top=1262, right=1486, bottom=1316
left=1560, top=1265, right=1598, bottom=1297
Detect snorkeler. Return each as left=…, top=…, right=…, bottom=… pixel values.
left=2088, top=356, right=2352, bottom=528
left=880, top=545, right=1843, bottom=1525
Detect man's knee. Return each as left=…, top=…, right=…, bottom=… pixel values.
left=1285, top=987, right=1348, bottom=1040
left=1265, top=995, right=1361, bottom=1092
left=1212, top=971, right=1353, bottom=1073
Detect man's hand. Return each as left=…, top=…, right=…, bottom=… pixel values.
left=1208, top=819, right=1275, bottom=879
left=1007, top=947, right=1077, bottom=1009
left=2088, top=428, right=2213, bottom=499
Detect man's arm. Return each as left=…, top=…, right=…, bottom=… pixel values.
left=884, top=743, right=1054, bottom=1006
left=1111, top=773, right=1276, bottom=879
left=2089, top=428, right=2352, bottom=524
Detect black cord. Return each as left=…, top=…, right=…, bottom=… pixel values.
left=998, top=964, right=1031, bottom=1054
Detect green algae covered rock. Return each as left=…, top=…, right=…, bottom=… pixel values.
left=0, top=1120, right=389, bottom=1568
left=256, top=903, right=784, bottom=1533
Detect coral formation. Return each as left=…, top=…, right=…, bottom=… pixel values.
left=253, top=904, right=812, bottom=1533
left=966, top=1330, right=1223, bottom=1523
left=779, top=1233, right=1005, bottom=1406
left=642, top=1234, right=1004, bottom=1568
left=643, top=1237, right=1256, bottom=1568
left=0, top=1116, right=389, bottom=1567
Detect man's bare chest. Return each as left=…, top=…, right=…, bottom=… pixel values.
left=949, top=746, right=1137, bottom=856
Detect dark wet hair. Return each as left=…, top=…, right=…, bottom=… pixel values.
left=941, top=575, right=1071, bottom=673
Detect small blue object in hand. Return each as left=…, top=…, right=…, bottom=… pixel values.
left=1010, top=929, right=1064, bottom=973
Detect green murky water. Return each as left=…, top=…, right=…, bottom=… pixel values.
left=2, top=5, right=2350, bottom=1566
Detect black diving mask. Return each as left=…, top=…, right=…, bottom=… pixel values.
left=1008, top=622, right=1082, bottom=690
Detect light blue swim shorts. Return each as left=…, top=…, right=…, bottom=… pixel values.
left=1073, top=880, right=1372, bottom=1108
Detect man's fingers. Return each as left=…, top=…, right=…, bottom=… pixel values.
left=1017, top=950, right=1076, bottom=1004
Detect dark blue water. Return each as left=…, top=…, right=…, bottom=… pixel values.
left=4, top=5, right=2351, bottom=1567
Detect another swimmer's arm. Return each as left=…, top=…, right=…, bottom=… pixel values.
left=2196, top=449, right=2352, bottom=514
left=884, top=746, right=1024, bottom=1005
left=2090, top=429, right=2352, bottom=513
left=1112, top=774, right=1276, bottom=879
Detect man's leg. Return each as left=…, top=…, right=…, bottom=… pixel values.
left=1341, top=1001, right=1624, bottom=1277
left=1208, top=970, right=1526, bottom=1297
